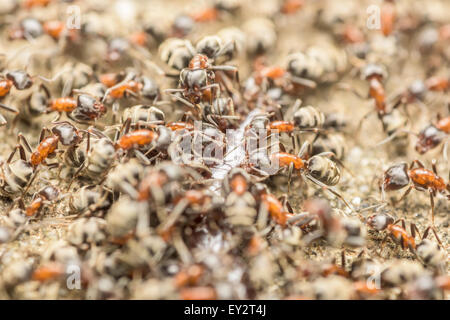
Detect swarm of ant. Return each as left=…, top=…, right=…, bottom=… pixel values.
left=0, top=0, right=448, bottom=300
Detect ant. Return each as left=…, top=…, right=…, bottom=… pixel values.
left=269, top=143, right=353, bottom=211
left=380, top=0, right=396, bottom=36
left=0, top=70, right=36, bottom=123
left=164, top=41, right=239, bottom=109
left=388, top=76, right=449, bottom=112
left=367, top=211, right=443, bottom=257
left=98, top=72, right=126, bottom=89
left=115, top=128, right=158, bottom=151
left=415, top=112, right=449, bottom=156
left=252, top=57, right=317, bottom=93
left=258, top=191, right=293, bottom=226
left=103, top=77, right=142, bottom=101
left=42, top=20, right=80, bottom=43
left=23, top=185, right=60, bottom=217
left=340, top=63, right=409, bottom=140
left=0, top=144, right=34, bottom=199
left=45, top=92, right=107, bottom=124
left=18, top=121, right=83, bottom=170
left=381, top=160, right=450, bottom=225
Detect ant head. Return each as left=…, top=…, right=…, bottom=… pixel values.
left=21, top=18, right=44, bottom=39
left=415, top=125, right=446, bottom=154
left=180, top=69, right=208, bottom=95
left=408, top=80, right=427, bottom=99
left=52, top=122, right=81, bottom=146
left=6, top=70, right=33, bottom=90
left=367, top=212, right=394, bottom=231
left=381, top=163, right=410, bottom=191
left=362, top=63, right=387, bottom=81
left=75, top=94, right=106, bottom=120
left=38, top=185, right=59, bottom=201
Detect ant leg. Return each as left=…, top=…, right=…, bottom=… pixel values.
left=38, top=127, right=50, bottom=143
left=18, top=133, right=32, bottom=153
left=422, top=226, right=443, bottom=246
left=337, top=83, right=366, bottom=99
left=184, top=40, right=196, bottom=56
left=431, top=159, right=438, bottom=175
left=442, top=140, right=448, bottom=163
left=0, top=103, right=19, bottom=129
left=168, top=93, right=199, bottom=111
left=17, top=144, right=26, bottom=161
left=210, top=65, right=238, bottom=73
left=158, top=198, right=189, bottom=235
left=0, top=102, right=19, bottom=114
left=297, top=140, right=311, bottom=158
left=410, top=159, right=425, bottom=169
left=6, top=145, right=19, bottom=163
left=101, top=73, right=136, bottom=103
left=392, top=218, right=407, bottom=230
left=134, top=149, right=151, bottom=165
left=377, top=234, right=390, bottom=257
left=211, top=65, right=240, bottom=86
left=164, top=88, right=184, bottom=94
left=61, top=77, right=73, bottom=98
left=121, top=117, right=132, bottom=136
left=0, top=114, right=7, bottom=126
left=304, top=173, right=355, bottom=213
left=410, top=223, right=421, bottom=239
left=397, top=185, right=413, bottom=204
left=290, top=75, right=317, bottom=89
left=356, top=109, right=374, bottom=134
left=112, top=101, right=120, bottom=125
left=200, top=83, right=221, bottom=97
left=428, top=189, right=435, bottom=226
left=341, top=249, right=346, bottom=269
left=124, top=89, right=139, bottom=99
left=292, top=98, right=303, bottom=113
left=375, top=129, right=413, bottom=147
left=287, top=162, right=294, bottom=194
left=22, top=167, right=40, bottom=195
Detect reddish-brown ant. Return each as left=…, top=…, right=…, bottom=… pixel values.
left=174, top=264, right=205, bottom=288
left=165, top=43, right=239, bottom=108
left=269, top=145, right=353, bottom=211
left=381, top=160, right=450, bottom=225
left=42, top=20, right=79, bottom=42
left=259, top=192, right=292, bottom=226
left=367, top=211, right=443, bottom=256
left=18, top=122, right=83, bottom=169
left=251, top=57, right=317, bottom=94
left=415, top=114, right=449, bottom=155
left=1, top=69, right=53, bottom=97
left=380, top=0, right=396, bottom=36
left=115, top=129, right=159, bottom=151
left=24, top=185, right=59, bottom=217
